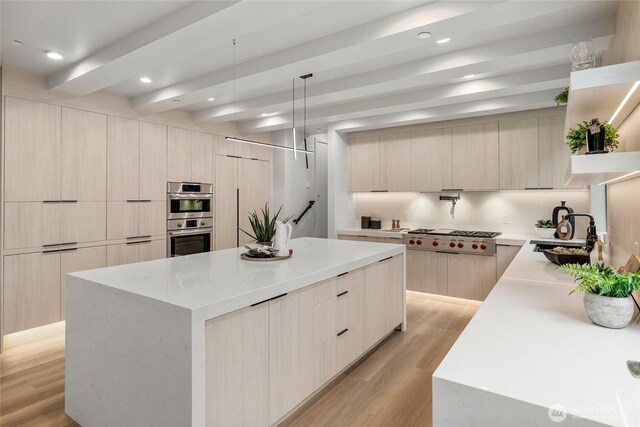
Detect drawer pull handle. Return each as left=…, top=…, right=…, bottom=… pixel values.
left=337, top=272, right=349, bottom=277
left=270, top=293, right=288, bottom=301
left=43, top=247, right=78, bottom=254
left=379, top=256, right=392, bottom=262
left=251, top=292, right=288, bottom=307
left=126, top=240, right=151, bottom=245
left=337, top=328, right=349, bottom=337
left=60, top=200, right=78, bottom=203
left=43, top=242, right=78, bottom=248
left=337, top=291, right=348, bottom=297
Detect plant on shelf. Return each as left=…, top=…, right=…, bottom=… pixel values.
left=554, top=87, right=568, bottom=105
left=559, top=263, right=640, bottom=328
left=241, top=204, right=292, bottom=245
left=534, top=219, right=556, bottom=238
left=566, top=120, right=619, bottom=154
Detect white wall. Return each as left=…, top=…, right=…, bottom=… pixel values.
left=354, top=190, right=590, bottom=237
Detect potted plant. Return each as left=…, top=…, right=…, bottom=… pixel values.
left=241, top=204, right=291, bottom=246
left=554, top=87, right=568, bottom=105
left=534, top=219, right=556, bottom=239
left=566, top=120, right=619, bottom=154
left=559, top=263, right=640, bottom=328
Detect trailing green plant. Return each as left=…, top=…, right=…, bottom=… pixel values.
left=241, top=204, right=293, bottom=243
left=554, top=87, right=568, bottom=105
left=535, top=219, right=555, bottom=229
left=559, top=263, right=640, bottom=298
left=566, top=121, right=619, bottom=154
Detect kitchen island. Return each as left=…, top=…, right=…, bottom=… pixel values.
left=65, top=237, right=406, bottom=427
left=433, top=242, right=640, bottom=426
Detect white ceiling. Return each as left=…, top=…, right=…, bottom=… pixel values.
left=0, top=0, right=619, bottom=134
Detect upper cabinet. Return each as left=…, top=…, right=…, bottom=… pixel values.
left=380, top=133, right=412, bottom=192
left=139, top=122, right=168, bottom=201
left=61, top=108, right=107, bottom=201
left=5, top=98, right=61, bottom=201
left=452, top=123, right=499, bottom=190
left=538, top=115, right=582, bottom=189
left=108, top=116, right=139, bottom=201
left=411, top=128, right=452, bottom=192
left=349, top=136, right=380, bottom=192
left=168, top=127, right=213, bottom=183
left=498, top=119, right=539, bottom=190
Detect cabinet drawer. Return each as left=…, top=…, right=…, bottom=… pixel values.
left=313, top=336, right=337, bottom=389
left=336, top=268, right=364, bottom=293
left=337, top=319, right=364, bottom=372
left=313, top=278, right=337, bottom=304
left=337, top=284, right=364, bottom=330
left=313, top=296, right=337, bottom=347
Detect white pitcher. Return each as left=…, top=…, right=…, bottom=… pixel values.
left=273, top=221, right=292, bottom=256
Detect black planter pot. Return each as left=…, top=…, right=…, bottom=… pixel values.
left=586, top=118, right=607, bottom=155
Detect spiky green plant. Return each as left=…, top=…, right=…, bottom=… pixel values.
left=535, top=219, right=554, bottom=229
left=240, top=204, right=293, bottom=243
left=554, top=87, right=569, bottom=105
left=566, top=121, right=619, bottom=154
left=559, top=263, right=640, bottom=298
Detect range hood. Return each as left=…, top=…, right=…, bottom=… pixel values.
left=564, top=60, right=640, bottom=186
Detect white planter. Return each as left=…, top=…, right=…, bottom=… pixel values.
left=534, top=227, right=556, bottom=239
left=583, top=292, right=635, bottom=329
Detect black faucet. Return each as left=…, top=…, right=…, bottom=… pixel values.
left=563, top=213, right=598, bottom=251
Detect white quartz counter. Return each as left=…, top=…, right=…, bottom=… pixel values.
left=69, top=237, right=405, bottom=322
left=433, top=243, right=640, bottom=426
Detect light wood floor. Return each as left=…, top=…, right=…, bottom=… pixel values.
left=0, top=292, right=479, bottom=427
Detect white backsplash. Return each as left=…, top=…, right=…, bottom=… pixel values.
left=355, top=190, right=590, bottom=237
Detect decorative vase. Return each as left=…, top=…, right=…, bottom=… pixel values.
left=583, top=292, right=634, bottom=329
left=586, top=118, right=607, bottom=155
left=534, top=227, right=555, bottom=239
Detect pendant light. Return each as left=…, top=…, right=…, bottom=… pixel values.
left=224, top=38, right=313, bottom=156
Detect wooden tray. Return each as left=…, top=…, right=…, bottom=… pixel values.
left=241, top=253, right=292, bottom=262
left=542, top=249, right=590, bottom=266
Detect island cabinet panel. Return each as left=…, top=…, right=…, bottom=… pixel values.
left=3, top=252, right=61, bottom=334
left=385, top=255, right=404, bottom=331
left=349, top=136, right=380, bottom=192
left=268, top=288, right=315, bottom=425
left=4, top=97, right=61, bottom=202
left=497, top=244, right=521, bottom=279
left=61, top=108, right=107, bottom=201
left=205, top=303, right=269, bottom=427
left=363, top=259, right=390, bottom=349
left=139, top=121, right=167, bottom=201
left=406, top=250, right=448, bottom=295
left=60, top=246, right=107, bottom=318
left=411, top=128, right=453, bottom=192
left=499, top=118, right=539, bottom=190
left=380, top=133, right=412, bottom=191
left=107, top=116, right=140, bottom=201
left=447, top=254, right=497, bottom=301
left=451, top=123, right=499, bottom=190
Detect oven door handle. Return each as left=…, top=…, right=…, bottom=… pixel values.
left=168, top=228, right=213, bottom=236
left=168, top=194, right=213, bottom=200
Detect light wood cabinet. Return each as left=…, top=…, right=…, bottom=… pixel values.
left=60, top=202, right=107, bottom=244
left=139, top=122, right=167, bottom=201
left=447, top=253, right=497, bottom=301
left=411, top=128, right=452, bottom=192
left=363, top=260, right=388, bottom=349
left=268, top=288, right=315, bottom=425
left=406, top=250, right=448, bottom=295
left=349, top=136, right=380, bottom=192
left=138, top=201, right=166, bottom=237
left=4, top=97, right=61, bottom=202
left=385, top=255, right=404, bottom=331
left=168, top=127, right=213, bottom=183
left=3, top=252, right=61, bottom=334
left=106, top=239, right=165, bottom=267
left=497, top=244, right=521, bottom=279
left=107, top=116, right=140, bottom=201
left=452, top=123, right=499, bottom=190
left=499, top=119, right=539, bottom=190
left=137, top=239, right=167, bottom=262
left=238, top=159, right=271, bottom=246
left=205, top=303, right=269, bottom=427
left=380, top=133, right=412, bottom=191
left=60, top=246, right=107, bottom=317
left=61, top=108, right=107, bottom=201
left=107, top=201, right=164, bottom=240
left=538, top=115, right=582, bottom=189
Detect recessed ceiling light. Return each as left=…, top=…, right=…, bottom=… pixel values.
left=12, top=40, right=23, bottom=46
left=172, top=99, right=181, bottom=103
left=139, top=76, right=152, bottom=84
left=463, top=74, right=476, bottom=79
left=417, top=32, right=431, bottom=39
left=208, top=97, right=215, bottom=102
left=261, top=112, right=278, bottom=117
left=436, top=38, right=450, bottom=44
left=45, top=51, right=63, bottom=60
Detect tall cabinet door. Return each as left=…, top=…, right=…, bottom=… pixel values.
left=215, top=156, right=239, bottom=250
left=4, top=97, right=61, bottom=201
left=167, top=127, right=192, bottom=182
left=205, top=303, right=269, bottom=427
left=238, top=159, right=271, bottom=246
left=139, top=122, right=167, bottom=201
left=380, top=133, right=412, bottom=191
left=349, top=136, right=380, bottom=192
left=3, top=252, right=61, bottom=334
left=452, top=123, right=499, bottom=190
left=191, top=131, right=214, bottom=184
left=411, top=128, right=452, bottom=192
left=499, top=119, right=539, bottom=190
left=107, top=116, right=139, bottom=201
left=61, top=108, right=107, bottom=201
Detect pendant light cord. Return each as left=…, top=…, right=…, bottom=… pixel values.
left=233, top=38, right=237, bottom=122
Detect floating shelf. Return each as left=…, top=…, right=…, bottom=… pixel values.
left=564, top=60, right=640, bottom=186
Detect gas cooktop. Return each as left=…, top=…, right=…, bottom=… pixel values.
left=408, top=229, right=501, bottom=238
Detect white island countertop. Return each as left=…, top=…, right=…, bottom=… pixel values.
left=70, top=237, right=405, bottom=322
left=433, top=243, right=640, bottom=426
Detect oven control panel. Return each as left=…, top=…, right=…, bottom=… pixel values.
left=167, top=217, right=213, bottom=231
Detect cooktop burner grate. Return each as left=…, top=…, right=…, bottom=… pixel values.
left=407, top=228, right=434, bottom=234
